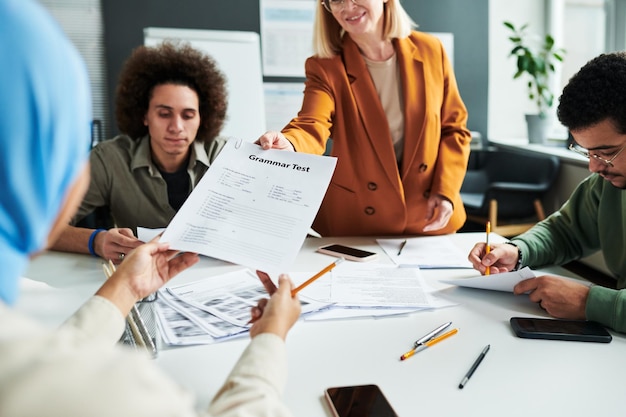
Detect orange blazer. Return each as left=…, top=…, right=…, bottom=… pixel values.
left=283, top=31, right=471, bottom=237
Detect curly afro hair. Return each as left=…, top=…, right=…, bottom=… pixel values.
left=115, top=41, right=228, bottom=142
left=558, top=51, right=626, bottom=134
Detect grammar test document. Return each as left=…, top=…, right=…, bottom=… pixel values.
left=161, top=139, right=337, bottom=272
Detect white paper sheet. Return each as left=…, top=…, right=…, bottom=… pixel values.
left=299, top=263, right=437, bottom=308
left=291, top=264, right=457, bottom=319
left=439, top=267, right=536, bottom=292
left=137, top=227, right=164, bottom=243
left=377, top=236, right=473, bottom=269
left=160, top=139, right=336, bottom=272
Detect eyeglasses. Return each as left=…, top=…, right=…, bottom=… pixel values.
left=322, top=0, right=359, bottom=13
left=568, top=142, right=626, bottom=167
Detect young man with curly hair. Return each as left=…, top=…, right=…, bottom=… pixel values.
left=469, top=51, right=626, bottom=333
left=52, top=42, right=229, bottom=262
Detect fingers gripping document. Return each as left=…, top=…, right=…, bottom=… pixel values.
left=160, top=140, right=336, bottom=272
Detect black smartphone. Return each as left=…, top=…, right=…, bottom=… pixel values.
left=317, top=244, right=378, bottom=262
left=510, top=317, right=612, bottom=343
left=325, top=384, right=398, bottom=417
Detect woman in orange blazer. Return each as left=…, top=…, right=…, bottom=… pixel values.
left=258, top=0, right=471, bottom=237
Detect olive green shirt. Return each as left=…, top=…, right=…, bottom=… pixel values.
left=511, top=173, right=626, bottom=332
left=72, top=135, right=228, bottom=233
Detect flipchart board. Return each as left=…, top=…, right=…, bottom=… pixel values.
left=144, top=27, right=266, bottom=141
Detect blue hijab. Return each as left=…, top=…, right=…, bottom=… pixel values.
left=0, top=0, right=92, bottom=305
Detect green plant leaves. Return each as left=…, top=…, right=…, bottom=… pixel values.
left=503, top=21, right=566, bottom=115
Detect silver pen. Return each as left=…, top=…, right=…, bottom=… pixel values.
left=414, top=321, right=452, bottom=347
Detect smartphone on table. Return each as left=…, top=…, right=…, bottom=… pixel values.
left=317, top=244, right=378, bottom=262
left=325, top=384, right=398, bottom=417
left=510, top=317, right=612, bottom=343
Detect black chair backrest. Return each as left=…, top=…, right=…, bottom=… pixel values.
left=484, top=149, right=559, bottom=188
left=482, top=149, right=560, bottom=218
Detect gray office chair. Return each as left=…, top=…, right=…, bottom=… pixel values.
left=460, top=148, right=560, bottom=237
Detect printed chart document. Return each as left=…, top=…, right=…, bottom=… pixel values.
left=160, top=140, right=336, bottom=272
left=377, top=236, right=473, bottom=269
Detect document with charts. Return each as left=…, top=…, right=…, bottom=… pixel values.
left=160, top=139, right=337, bottom=272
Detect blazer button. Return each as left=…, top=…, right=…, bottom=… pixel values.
left=367, top=182, right=377, bottom=191
left=423, top=191, right=430, bottom=199
left=418, top=163, right=428, bottom=173
left=364, top=206, right=375, bottom=215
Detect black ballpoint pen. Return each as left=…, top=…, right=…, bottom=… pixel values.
left=397, top=239, right=408, bottom=256
left=459, top=344, right=490, bottom=389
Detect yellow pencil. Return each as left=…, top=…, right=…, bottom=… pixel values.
left=248, top=258, right=344, bottom=325
left=400, top=328, right=459, bottom=361
left=485, top=221, right=491, bottom=276
left=291, top=258, right=344, bottom=297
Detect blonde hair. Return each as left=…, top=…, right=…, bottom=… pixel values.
left=313, top=0, right=417, bottom=58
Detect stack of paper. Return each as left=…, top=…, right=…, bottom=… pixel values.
left=293, top=263, right=458, bottom=321
left=155, top=269, right=330, bottom=346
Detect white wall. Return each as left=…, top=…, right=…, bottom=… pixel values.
left=489, top=0, right=608, bottom=143
left=488, top=1, right=547, bottom=140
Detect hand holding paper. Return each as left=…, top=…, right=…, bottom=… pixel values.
left=440, top=267, right=591, bottom=295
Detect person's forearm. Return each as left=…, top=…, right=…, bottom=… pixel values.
left=49, top=224, right=95, bottom=254
left=209, top=334, right=291, bottom=417
left=95, top=274, right=139, bottom=318
left=586, top=286, right=626, bottom=333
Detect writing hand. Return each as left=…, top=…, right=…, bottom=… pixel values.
left=468, top=242, right=518, bottom=275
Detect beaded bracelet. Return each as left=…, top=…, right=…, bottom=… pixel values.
left=505, top=241, right=523, bottom=271
left=88, top=228, right=106, bottom=257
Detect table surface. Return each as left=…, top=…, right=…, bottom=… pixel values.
left=20, top=233, right=626, bottom=417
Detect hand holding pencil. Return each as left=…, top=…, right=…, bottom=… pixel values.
left=467, top=240, right=521, bottom=275
left=248, top=259, right=342, bottom=331
left=248, top=275, right=301, bottom=340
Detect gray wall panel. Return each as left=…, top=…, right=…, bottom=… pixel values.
left=102, top=0, right=488, bottom=138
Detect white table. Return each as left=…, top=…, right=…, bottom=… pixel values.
left=21, top=233, right=626, bottom=416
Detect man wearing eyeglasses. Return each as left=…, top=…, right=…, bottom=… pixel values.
left=468, top=51, right=626, bottom=333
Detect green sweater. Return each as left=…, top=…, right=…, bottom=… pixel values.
left=511, top=173, right=626, bottom=333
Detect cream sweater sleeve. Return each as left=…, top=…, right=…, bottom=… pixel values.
left=0, top=298, right=292, bottom=417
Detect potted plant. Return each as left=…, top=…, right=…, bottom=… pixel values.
left=504, top=21, right=565, bottom=144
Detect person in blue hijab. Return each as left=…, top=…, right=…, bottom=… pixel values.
left=0, top=1, right=301, bottom=415
left=0, top=0, right=92, bottom=305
